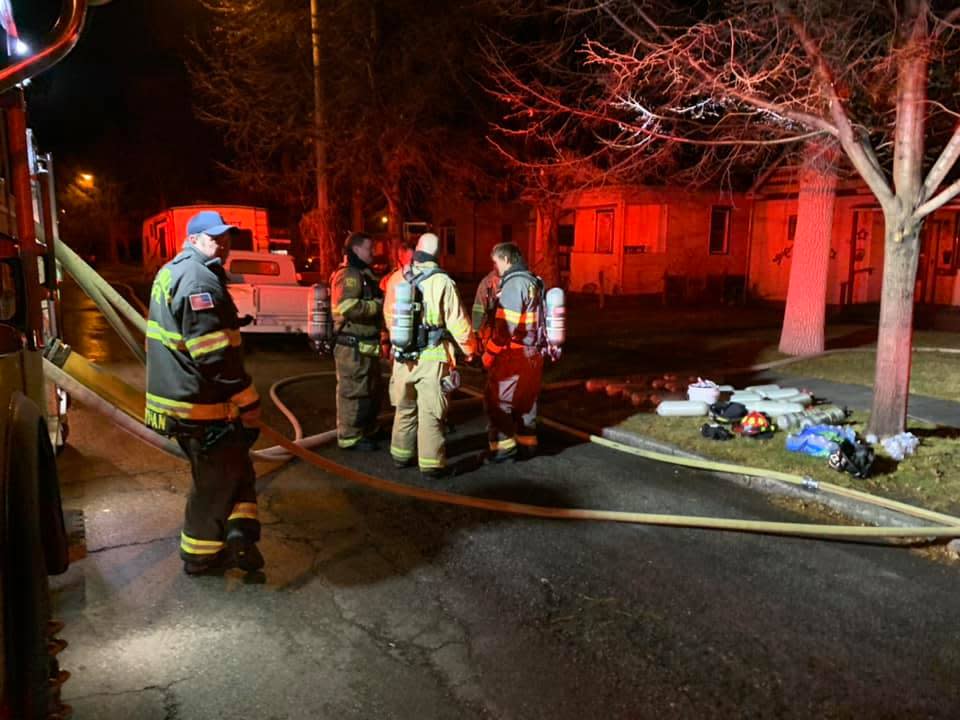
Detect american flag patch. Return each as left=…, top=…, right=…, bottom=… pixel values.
left=189, top=292, right=215, bottom=311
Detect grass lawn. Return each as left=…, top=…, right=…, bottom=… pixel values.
left=772, top=350, right=960, bottom=402
left=616, top=411, right=960, bottom=517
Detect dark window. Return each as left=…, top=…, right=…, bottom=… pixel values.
left=444, top=227, right=456, bottom=256
left=709, top=206, right=732, bottom=255
left=0, top=259, right=19, bottom=322
left=558, top=224, right=575, bottom=247
left=157, top=224, right=168, bottom=258
left=595, top=209, right=614, bottom=254
left=229, top=259, right=280, bottom=276
left=501, top=224, right=513, bottom=245
left=787, top=215, right=798, bottom=244
left=229, top=228, right=254, bottom=251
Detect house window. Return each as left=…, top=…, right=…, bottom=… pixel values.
left=157, top=224, right=168, bottom=259
left=709, top=206, right=732, bottom=255
left=442, top=226, right=456, bottom=256
left=595, top=208, right=614, bottom=254
left=558, top=224, right=574, bottom=247
left=787, top=215, right=798, bottom=244
left=624, top=203, right=667, bottom=254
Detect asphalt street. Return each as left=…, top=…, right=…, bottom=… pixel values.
left=51, top=280, right=960, bottom=719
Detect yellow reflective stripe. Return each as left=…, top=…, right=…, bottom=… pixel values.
left=490, top=438, right=517, bottom=452
left=418, top=345, right=449, bottom=362
left=391, top=445, right=414, bottom=459
left=228, top=502, right=258, bottom=522
left=186, top=330, right=231, bottom=358
left=335, top=298, right=360, bottom=315
left=516, top=436, right=538, bottom=447
left=181, top=532, right=224, bottom=556
left=338, top=436, right=361, bottom=448
left=146, top=320, right=187, bottom=351
left=496, top=308, right=538, bottom=324
left=230, top=385, right=260, bottom=409
left=226, top=329, right=242, bottom=347
left=419, top=456, right=444, bottom=469
left=146, top=393, right=236, bottom=421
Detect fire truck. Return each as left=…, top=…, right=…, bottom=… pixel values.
left=0, top=1, right=101, bottom=717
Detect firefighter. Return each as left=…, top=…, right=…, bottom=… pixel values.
left=472, top=267, right=501, bottom=351
left=331, top=232, right=384, bottom=450
left=482, top=242, right=544, bottom=463
left=389, top=233, right=476, bottom=476
left=145, top=211, right=263, bottom=576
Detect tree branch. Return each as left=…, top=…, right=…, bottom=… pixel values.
left=775, top=1, right=896, bottom=211
left=919, top=121, right=960, bottom=204
left=914, top=177, right=960, bottom=219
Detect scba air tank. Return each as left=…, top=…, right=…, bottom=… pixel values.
left=390, top=279, right=416, bottom=351
left=307, top=283, right=333, bottom=352
left=544, top=287, right=566, bottom=348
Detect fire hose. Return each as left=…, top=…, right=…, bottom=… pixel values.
left=44, top=350, right=960, bottom=542
left=49, top=249, right=960, bottom=541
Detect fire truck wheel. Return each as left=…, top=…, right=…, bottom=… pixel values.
left=4, top=416, right=56, bottom=719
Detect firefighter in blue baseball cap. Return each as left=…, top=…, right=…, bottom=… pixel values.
left=145, top=210, right=264, bottom=576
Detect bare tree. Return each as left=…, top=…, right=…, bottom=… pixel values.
left=778, top=141, right=840, bottom=356
left=491, top=0, right=960, bottom=437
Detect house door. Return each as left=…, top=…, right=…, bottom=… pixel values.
left=916, top=219, right=952, bottom=305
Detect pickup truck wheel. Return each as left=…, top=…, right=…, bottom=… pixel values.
left=3, top=429, right=57, bottom=719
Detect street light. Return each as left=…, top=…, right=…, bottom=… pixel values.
left=78, top=172, right=94, bottom=187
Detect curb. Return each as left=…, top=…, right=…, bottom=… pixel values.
left=600, top=426, right=948, bottom=533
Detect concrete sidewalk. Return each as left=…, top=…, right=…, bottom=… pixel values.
left=767, top=374, right=960, bottom=429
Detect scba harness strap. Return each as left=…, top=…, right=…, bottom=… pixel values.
left=393, top=266, right=450, bottom=361
left=498, top=269, right=552, bottom=357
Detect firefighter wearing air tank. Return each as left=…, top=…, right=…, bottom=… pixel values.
left=388, top=233, right=476, bottom=476
left=330, top=232, right=384, bottom=450
left=482, top=242, right=564, bottom=462
left=145, top=211, right=264, bottom=576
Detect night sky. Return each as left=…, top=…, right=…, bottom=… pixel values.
left=19, top=0, right=223, bottom=214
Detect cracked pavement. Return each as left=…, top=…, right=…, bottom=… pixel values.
left=52, top=298, right=960, bottom=719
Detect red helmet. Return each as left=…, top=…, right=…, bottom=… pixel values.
left=736, top=411, right=773, bottom=437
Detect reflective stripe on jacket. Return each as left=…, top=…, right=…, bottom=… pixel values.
left=330, top=260, right=382, bottom=357
left=489, top=265, right=541, bottom=352
left=145, top=245, right=259, bottom=434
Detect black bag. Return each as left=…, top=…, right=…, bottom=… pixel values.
left=709, top=401, right=748, bottom=424
left=828, top=438, right=875, bottom=479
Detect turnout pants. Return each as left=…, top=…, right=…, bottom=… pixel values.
left=485, top=348, right=544, bottom=460
left=176, top=422, right=260, bottom=562
left=334, top=345, right=383, bottom=448
left=389, top=360, right=451, bottom=472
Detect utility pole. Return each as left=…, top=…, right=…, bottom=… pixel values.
left=310, top=0, right=330, bottom=265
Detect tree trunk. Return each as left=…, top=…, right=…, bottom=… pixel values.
left=778, top=142, right=839, bottom=355
left=310, top=0, right=333, bottom=260
left=868, top=218, right=922, bottom=438
left=385, top=184, right=401, bottom=239
left=533, top=203, right=561, bottom=288
left=351, top=187, right=364, bottom=232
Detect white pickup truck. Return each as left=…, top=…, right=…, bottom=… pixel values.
left=224, top=251, right=332, bottom=348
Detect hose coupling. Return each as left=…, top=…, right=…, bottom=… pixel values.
left=801, top=476, right=820, bottom=493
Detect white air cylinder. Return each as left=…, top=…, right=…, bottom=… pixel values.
left=545, top=287, right=566, bottom=347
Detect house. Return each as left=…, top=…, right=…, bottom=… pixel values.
left=747, top=168, right=959, bottom=307
left=427, top=195, right=532, bottom=278
left=548, top=176, right=960, bottom=307
left=546, top=185, right=752, bottom=301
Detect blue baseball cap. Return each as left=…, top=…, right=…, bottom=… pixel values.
left=186, top=210, right=236, bottom=237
